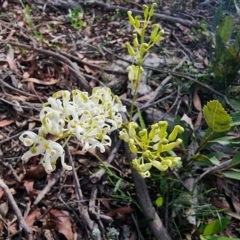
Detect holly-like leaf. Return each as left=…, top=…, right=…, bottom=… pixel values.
left=203, top=100, right=232, bottom=132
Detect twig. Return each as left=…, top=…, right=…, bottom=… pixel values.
left=194, top=159, right=232, bottom=184
left=132, top=57, right=187, bottom=121
left=66, top=145, right=95, bottom=231
left=172, top=30, right=192, bottom=58
left=0, top=72, right=42, bottom=99
left=2, top=41, right=92, bottom=93
left=33, top=172, right=60, bottom=206
left=167, top=71, right=236, bottom=111
left=0, top=179, right=33, bottom=240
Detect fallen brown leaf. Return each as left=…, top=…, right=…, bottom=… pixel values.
left=25, top=208, right=41, bottom=228
left=22, top=78, right=60, bottom=85
left=106, top=207, right=135, bottom=218
left=46, top=209, right=73, bottom=240
left=0, top=119, right=14, bottom=127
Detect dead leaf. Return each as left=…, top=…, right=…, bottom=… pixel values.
left=100, top=198, right=111, bottom=210
left=25, top=208, right=41, bottom=227
left=193, top=85, right=202, bottom=111
left=24, top=180, right=34, bottom=200
left=106, top=207, right=135, bottom=218
left=25, top=165, right=47, bottom=179
left=181, top=114, right=194, bottom=130
left=0, top=119, right=14, bottom=127
left=46, top=209, right=73, bottom=240
left=6, top=48, right=18, bottom=73
left=22, top=78, right=60, bottom=85
left=193, top=85, right=203, bottom=130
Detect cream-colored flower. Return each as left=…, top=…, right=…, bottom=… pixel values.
left=19, top=132, right=72, bottom=173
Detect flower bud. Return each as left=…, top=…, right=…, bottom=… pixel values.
left=125, top=42, right=135, bottom=57
left=150, top=24, right=159, bottom=41
left=127, top=11, right=135, bottom=26
left=149, top=3, right=157, bottom=18
left=168, top=125, right=184, bottom=142
left=142, top=5, right=149, bottom=20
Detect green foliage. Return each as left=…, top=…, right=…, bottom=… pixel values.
left=203, top=100, right=232, bottom=132
left=67, top=7, right=84, bottom=29
left=210, top=10, right=240, bottom=90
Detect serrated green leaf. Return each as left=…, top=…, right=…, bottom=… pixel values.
left=203, top=100, right=232, bottom=132
left=203, top=217, right=230, bottom=235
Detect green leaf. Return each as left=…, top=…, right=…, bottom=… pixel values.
left=209, top=156, right=220, bottom=166
left=230, top=151, right=240, bottom=165
left=203, top=236, right=240, bottom=240
left=155, top=196, right=163, bottom=208
left=208, top=136, right=236, bottom=145
left=192, top=154, right=210, bottom=162
left=137, top=107, right=146, bottom=129
left=203, top=100, right=232, bottom=132
left=203, top=217, right=230, bottom=235
left=211, top=4, right=223, bottom=32
left=221, top=170, right=240, bottom=180
left=217, top=16, right=234, bottom=44
left=230, top=111, right=240, bottom=126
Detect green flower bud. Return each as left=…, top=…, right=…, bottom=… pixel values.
left=127, top=11, right=135, bottom=26
left=129, top=139, right=138, bottom=153
left=158, top=121, right=168, bottom=139
left=139, top=129, right=148, bottom=144
left=143, top=150, right=155, bottom=160
left=149, top=123, right=158, bottom=140
left=128, top=122, right=138, bottom=138
left=139, top=171, right=151, bottom=178
left=134, top=16, right=141, bottom=28
left=150, top=24, right=159, bottom=41
left=149, top=3, right=157, bottom=18
left=168, top=125, right=184, bottom=142
left=161, top=159, right=172, bottom=167
left=119, top=129, right=129, bottom=143
left=126, top=65, right=135, bottom=81
left=139, top=162, right=152, bottom=172
left=140, top=43, right=149, bottom=58
left=142, top=5, right=149, bottom=20
left=125, top=42, right=135, bottom=57
left=153, top=29, right=164, bottom=44
left=152, top=160, right=168, bottom=171
left=133, top=34, right=139, bottom=48
left=163, top=138, right=182, bottom=151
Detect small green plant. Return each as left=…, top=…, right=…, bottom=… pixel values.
left=209, top=6, right=240, bottom=91
left=67, top=7, right=84, bottom=29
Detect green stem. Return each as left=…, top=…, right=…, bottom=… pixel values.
left=62, top=134, right=72, bottom=148
left=194, top=131, right=215, bottom=154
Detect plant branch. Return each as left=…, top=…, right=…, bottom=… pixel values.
left=0, top=179, right=33, bottom=240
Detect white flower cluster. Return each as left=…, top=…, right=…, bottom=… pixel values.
left=19, top=87, right=126, bottom=173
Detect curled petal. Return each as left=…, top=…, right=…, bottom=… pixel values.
left=19, top=131, right=39, bottom=146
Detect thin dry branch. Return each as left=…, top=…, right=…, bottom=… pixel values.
left=124, top=146, right=172, bottom=240
left=87, top=2, right=198, bottom=28
left=2, top=41, right=92, bottom=93
left=0, top=179, right=33, bottom=240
